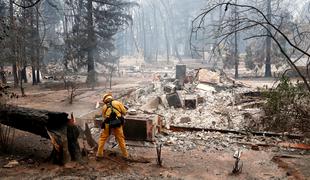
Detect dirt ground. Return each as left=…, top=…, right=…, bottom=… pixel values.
left=1, top=129, right=309, bottom=180
left=1, top=76, right=310, bottom=180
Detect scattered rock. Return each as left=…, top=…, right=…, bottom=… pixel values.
left=3, top=160, right=19, bottom=168
left=198, top=69, right=220, bottom=84
left=180, top=117, right=191, bottom=123
left=128, top=109, right=137, bottom=115
left=140, top=96, right=161, bottom=113
left=160, top=171, right=172, bottom=178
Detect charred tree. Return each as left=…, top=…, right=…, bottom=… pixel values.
left=164, top=23, right=170, bottom=64
left=32, top=66, right=37, bottom=85
left=0, top=66, right=6, bottom=84
left=158, top=7, right=170, bottom=64
left=21, top=66, right=27, bottom=83
left=35, top=3, right=41, bottom=84
left=141, top=9, right=147, bottom=62
left=234, top=0, right=239, bottom=78
left=265, top=0, right=272, bottom=77
left=9, top=0, right=18, bottom=88
left=152, top=5, right=159, bottom=62
left=30, top=5, right=37, bottom=85
left=0, top=106, right=82, bottom=165
left=18, top=70, right=26, bottom=97
left=12, top=63, right=18, bottom=87
left=36, top=68, right=40, bottom=83
left=191, top=2, right=310, bottom=91
left=86, top=0, right=96, bottom=88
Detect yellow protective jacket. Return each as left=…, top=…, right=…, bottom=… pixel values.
left=102, top=100, right=127, bottom=119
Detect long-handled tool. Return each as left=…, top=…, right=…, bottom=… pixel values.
left=232, top=149, right=243, bottom=174
left=156, top=143, right=163, bottom=166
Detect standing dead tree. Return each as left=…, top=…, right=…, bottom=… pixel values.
left=191, top=2, right=310, bottom=91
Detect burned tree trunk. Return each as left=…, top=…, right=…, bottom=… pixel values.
left=0, top=65, right=6, bottom=84
left=86, top=0, right=96, bottom=88
left=265, top=0, right=272, bottom=77
left=0, top=106, right=81, bottom=165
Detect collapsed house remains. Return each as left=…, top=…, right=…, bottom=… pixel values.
left=84, top=65, right=308, bottom=156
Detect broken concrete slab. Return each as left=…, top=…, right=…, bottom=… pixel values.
left=140, top=96, right=161, bottom=113
left=198, top=69, right=220, bottom=84
left=196, top=83, right=216, bottom=92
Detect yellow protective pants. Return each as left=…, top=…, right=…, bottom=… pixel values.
left=97, top=124, right=128, bottom=158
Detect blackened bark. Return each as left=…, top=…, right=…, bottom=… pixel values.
left=12, top=63, right=18, bottom=88
left=0, top=65, right=6, bottom=84
left=36, top=69, right=40, bottom=83
left=10, top=0, right=18, bottom=88
left=36, top=5, right=41, bottom=84
left=234, top=0, right=239, bottom=79
left=0, top=106, right=82, bottom=165
left=86, top=0, right=95, bottom=87
left=0, top=106, right=68, bottom=138
left=32, top=66, right=37, bottom=85
left=18, top=70, right=25, bottom=96
left=21, top=66, right=27, bottom=83
left=265, top=0, right=272, bottom=77
left=67, top=125, right=81, bottom=161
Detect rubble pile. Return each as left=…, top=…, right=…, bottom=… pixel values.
left=126, top=66, right=264, bottom=132
left=154, top=129, right=308, bottom=154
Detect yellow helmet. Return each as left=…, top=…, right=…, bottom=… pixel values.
left=102, top=93, right=113, bottom=103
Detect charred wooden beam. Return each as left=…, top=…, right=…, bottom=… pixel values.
left=235, top=141, right=310, bottom=150
left=169, top=125, right=304, bottom=139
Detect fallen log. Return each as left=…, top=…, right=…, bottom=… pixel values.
left=234, top=141, right=310, bottom=150
left=170, top=125, right=247, bottom=135
left=0, top=105, right=81, bottom=165
left=169, top=125, right=304, bottom=139
left=277, top=142, right=310, bottom=150
left=0, top=105, right=68, bottom=138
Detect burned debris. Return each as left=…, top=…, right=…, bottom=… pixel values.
left=0, top=0, right=310, bottom=179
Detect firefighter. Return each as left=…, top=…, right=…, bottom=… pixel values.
left=96, top=93, right=128, bottom=160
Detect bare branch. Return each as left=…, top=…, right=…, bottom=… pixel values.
left=13, top=0, right=42, bottom=9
